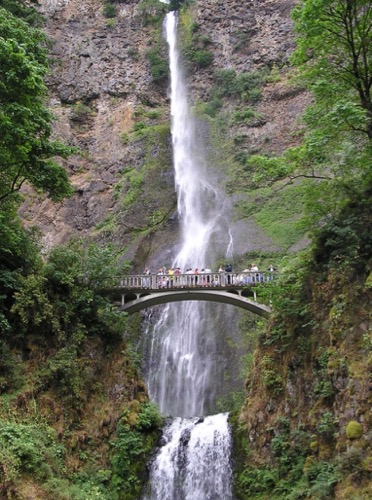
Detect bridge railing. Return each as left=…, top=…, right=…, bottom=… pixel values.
left=97, top=272, right=276, bottom=290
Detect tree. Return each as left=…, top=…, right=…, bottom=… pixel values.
left=292, top=0, right=372, bottom=138
left=0, top=7, right=73, bottom=203
left=245, top=0, right=372, bottom=217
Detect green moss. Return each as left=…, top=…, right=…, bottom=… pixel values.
left=253, top=185, right=307, bottom=248
left=345, top=421, right=363, bottom=440
left=310, top=440, right=318, bottom=451
left=365, top=272, right=372, bottom=288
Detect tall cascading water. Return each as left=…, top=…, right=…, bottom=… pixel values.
left=142, top=10, right=234, bottom=500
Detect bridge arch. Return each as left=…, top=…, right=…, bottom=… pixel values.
left=119, top=289, right=271, bottom=318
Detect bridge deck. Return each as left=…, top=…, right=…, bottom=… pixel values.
left=96, top=272, right=274, bottom=317
left=98, top=271, right=275, bottom=292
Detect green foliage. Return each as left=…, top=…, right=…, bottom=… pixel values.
left=103, top=2, right=116, bottom=18
left=120, top=169, right=145, bottom=208
left=135, top=402, right=163, bottom=431
left=0, top=0, right=43, bottom=26
left=188, top=49, right=213, bottom=68
left=256, top=252, right=312, bottom=321
left=110, top=403, right=162, bottom=499
left=45, top=476, right=109, bottom=500
left=317, top=412, right=337, bottom=440
left=169, top=0, right=193, bottom=10
left=136, top=0, right=169, bottom=26
left=11, top=240, right=128, bottom=379
left=312, top=191, right=372, bottom=272
left=236, top=467, right=278, bottom=494
left=39, top=346, right=90, bottom=405
left=146, top=46, right=169, bottom=82
left=214, top=68, right=267, bottom=102
left=311, top=348, right=334, bottom=401
left=179, top=10, right=213, bottom=69
left=239, top=0, right=372, bottom=248
left=232, top=108, right=255, bottom=124
left=303, top=460, right=340, bottom=499
left=252, top=184, right=307, bottom=248
left=236, top=458, right=341, bottom=500
left=291, top=0, right=372, bottom=139
left=0, top=340, right=22, bottom=393
left=71, top=101, right=95, bottom=122
left=261, top=356, right=283, bottom=394
left=0, top=421, right=64, bottom=484
left=193, top=96, right=223, bottom=118
left=216, top=390, right=245, bottom=414
left=0, top=204, right=41, bottom=336
left=0, top=7, right=74, bottom=203
left=235, top=419, right=322, bottom=500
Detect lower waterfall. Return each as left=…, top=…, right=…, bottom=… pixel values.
left=143, top=415, right=233, bottom=500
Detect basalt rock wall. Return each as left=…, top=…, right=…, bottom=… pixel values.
left=22, top=0, right=309, bottom=268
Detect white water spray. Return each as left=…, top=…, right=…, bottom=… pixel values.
left=143, top=414, right=233, bottom=500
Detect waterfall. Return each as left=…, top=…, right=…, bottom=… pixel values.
left=142, top=10, right=234, bottom=500
left=143, top=415, right=232, bottom=500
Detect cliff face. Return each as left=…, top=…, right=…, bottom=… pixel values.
left=20, top=0, right=309, bottom=266
left=238, top=261, right=372, bottom=497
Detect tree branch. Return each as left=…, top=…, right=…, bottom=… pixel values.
left=273, top=173, right=332, bottom=193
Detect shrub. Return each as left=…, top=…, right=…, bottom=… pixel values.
left=237, top=467, right=278, bottom=493
left=110, top=402, right=162, bottom=498
left=103, top=2, right=116, bottom=18
left=232, top=108, right=256, bottom=124
left=146, top=47, right=169, bottom=82
left=214, top=68, right=267, bottom=101
left=0, top=421, right=64, bottom=485
left=317, top=412, right=337, bottom=440
left=127, top=47, right=139, bottom=60
left=136, top=0, right=169, bottom=25
left=190, top=49, right=213, bottom=68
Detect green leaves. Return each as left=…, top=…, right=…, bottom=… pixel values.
left=0, top=421, right=64, bottom=483
left=291, top=0, right=372, bottom=138
left=110, top=402, right=162, bottom=498
left=0, top=7, right=73, bottom=203
left=10, top=241, right=128, bottom=340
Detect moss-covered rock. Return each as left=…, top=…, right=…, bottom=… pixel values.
left=345, top=421, right=363, bottom=440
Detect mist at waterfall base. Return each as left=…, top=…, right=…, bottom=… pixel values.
left=141, top=10, right=235, bottom=500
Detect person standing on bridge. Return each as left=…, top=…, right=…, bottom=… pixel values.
left=250, top=263, right=259, bottom=283
left=267, top=264, right=276, bottom=281
left=225, top=263, right=232, bottom=285
left=143, top=268, right=151, bottom=288
left=242, top=268, right=251, bottom=284
left=185, top=268, right=193, bottom=286
left=194, top=268, right=199, bottom=286
left=174, top=267, right=181, bottom=287
left=204, top=266, right=212, bottom=284
left=167, top=268, right=174, bottom=288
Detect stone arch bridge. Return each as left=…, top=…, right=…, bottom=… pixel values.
left=98, top=271, right=274, bottom=318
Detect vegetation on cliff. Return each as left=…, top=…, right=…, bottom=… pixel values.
left=233, top=1, right=372, bottom=498
left=0, top=3, right=162, bottom=497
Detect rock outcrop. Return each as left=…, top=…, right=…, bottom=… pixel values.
left=22, top=0, right=309, bottom=266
